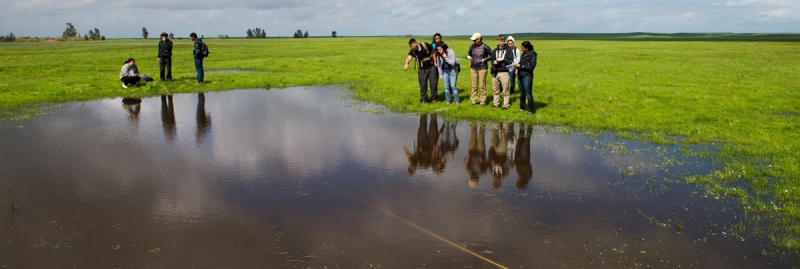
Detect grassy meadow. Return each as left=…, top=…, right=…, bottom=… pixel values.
left=1, top=37, right=799, bottom=253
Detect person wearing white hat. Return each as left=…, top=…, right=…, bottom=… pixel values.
left=465, top=33, right=492, bottom=106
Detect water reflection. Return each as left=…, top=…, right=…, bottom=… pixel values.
left=404, top=114, right=445, bottom=174
left=0, top=88, right=792, bottom=268
left=514, top=123, right=533, bottom=189
left=160, top=95, right=176, bottom=142
left=466, top=122, right=488, bottom=187
left=195, top=93, right=211, bottom=145
left=121, top=98, right=141, bottom=128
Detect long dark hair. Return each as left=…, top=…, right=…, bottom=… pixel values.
left=436, top=42, right=449, bottom=56
left=521, top=41, right=533, bottom=53
left=432, top=33, right=442, bottom=44
left=124, top=58, right=135, bottom=64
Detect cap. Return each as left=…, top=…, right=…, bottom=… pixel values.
left=470, top=32, right=482, bottom=40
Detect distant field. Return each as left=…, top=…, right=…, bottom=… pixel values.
left=0, top=37, right=799, bottom=253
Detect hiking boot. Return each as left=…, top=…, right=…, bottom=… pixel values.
left=519, top=109, right=524, bottom=113
left=431, top=100, right=437, bottom=103
left=527, top=111, right=533, bottom=115
left=502, top=107, right=509, bottom=110
left=122, top=83, right=128, bottom=89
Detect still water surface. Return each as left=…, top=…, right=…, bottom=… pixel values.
left=0, top=87, right=789, bottom=268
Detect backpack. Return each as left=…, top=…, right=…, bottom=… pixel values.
left=414, top=42, right=433, bottom=69
left=201, top=42, right=210, bottom=57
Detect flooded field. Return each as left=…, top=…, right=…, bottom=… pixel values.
left=0, top=87, right=792, bottom=268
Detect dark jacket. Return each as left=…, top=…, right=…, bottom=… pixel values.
left=489, top=45, right=513, bottom=74
left=466, top=42, right=492, bottom=70
left=517, top=51, right=538, bottom=78
left=158, top=39, right=173, bottom=58
left=193, top=39, right=204, bottom=59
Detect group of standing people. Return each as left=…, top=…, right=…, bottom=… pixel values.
left=404, top=33, right=538, bottom=114
left=119, top=32, right=206, bottom=88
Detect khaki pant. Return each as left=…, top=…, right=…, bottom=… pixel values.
left=470, top=69, right=488, bottom=105
left=492, top=72, right=510, bottom=108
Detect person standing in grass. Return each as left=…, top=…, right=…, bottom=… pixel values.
left=119, top=58, right=140, bottom=88
left=431, top=33, right=442, bottom=67
left=436, top=42, right=460, bottom=105
left=466, top=33, right=492, bottom=106
left=404, top=38, right=438, bottom=103
left=157, top=32, right=173, bottom=82
left=490, top=34, right=513, bottom=109
left=190, top=32, right=204, bottom=84
left=514, top=41, right=538, bottom=114
left=506, top=36, right=521, bottom=95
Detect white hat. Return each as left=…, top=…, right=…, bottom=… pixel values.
left=469, top=32, right=482, bottom=40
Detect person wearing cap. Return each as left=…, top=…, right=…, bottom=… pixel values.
left=465, top=33, right=492, bottom=106
left=119, top=58, right=140, bottom=88
left=404, top=38, right=438, bottom=103
left=157, top=32, right=173, bottom=82
left=190, top=32, right=204, bottom=84
left=490, top=34, right=514, bottom=109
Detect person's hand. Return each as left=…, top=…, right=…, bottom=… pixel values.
left=466, top=55, right=472, bottom=60
left=157, top=57, right=160, bottom=62
left=514, top=64, right=520, bottom=68
left=442, top=53, right=447, bottom=58
left=440, top=77, right=443, bottom=81
left=404, top=64, right=409, bottom=71
left=515, top=70, right=518, bottom=75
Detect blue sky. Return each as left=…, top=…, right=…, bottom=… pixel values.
left=0, top=0, right=797, bottom=38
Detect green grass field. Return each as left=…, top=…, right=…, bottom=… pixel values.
left=1, top=37, right=799, bottom=253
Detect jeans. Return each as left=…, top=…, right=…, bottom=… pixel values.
left=519, top=76, right=534, bottom=112
left=507, top=67, right=517, bottom=94
left=418, top=67, right=438, bottom=102
left=194, top=58, right=204, bottom=83
left=120, top=76, right=140, bottom=85
left=159, top=57, right=172, bottom=81
left=442, top=70, right=459, bottom=103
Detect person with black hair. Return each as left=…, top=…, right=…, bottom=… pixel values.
left=404, top=38, right=438, bottom=103
left=119, top=58, right=140, bottom=88
left=435, top=42, right=460, bottom=104
left=189, top=32, right=204, bottom=84
left=489, top=34, right=513, bottom=109
left=514, top=41, right=538, bottom=114
left=157, top=32, right=173, bottom=82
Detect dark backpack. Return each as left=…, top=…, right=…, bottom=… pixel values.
left=201, top=42, right=209, bottom=57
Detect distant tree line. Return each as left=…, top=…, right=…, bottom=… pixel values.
left=293, top=29, right=309, bottom=38
left=246, top=28, right=266, bottom=38
left=218, top=34, right=230, bottom=39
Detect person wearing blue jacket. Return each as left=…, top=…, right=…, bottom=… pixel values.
left=514, top=41, right=538, bottom=114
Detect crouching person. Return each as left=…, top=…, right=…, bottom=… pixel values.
left=120, top=58, right=140, bottom=88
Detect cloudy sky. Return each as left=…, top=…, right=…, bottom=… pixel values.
left=0, top=0, right=797, bottom=38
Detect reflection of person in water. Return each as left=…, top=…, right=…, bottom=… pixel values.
left=160, top=95, right=177, bottom=142
left=121, top=98, right=142, bottom=128
left=195, top=93, right=211, bottom=144
left=465, top=122, right=488, bottom=188
left=404, top=114, right=446, bottom=174
left=514, top=123, right=533, bottom=189
left=489, top=123, right=510, bottom=189
left=438, top=120, right=459, bottom=161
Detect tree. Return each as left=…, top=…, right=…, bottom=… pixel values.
left=169, top=33, right=174, bottom=39
left=101, top=36, right=106, bottom=40
left=62, top=22, right=78, bottom=38
left=261, top=29, right=266, bottom=38
left=84, top=34, right=89, bottom=41
left=303, top=31, right=309, bottom=38
left=142, top=27, right=149, bottom=40
left=88, top=28, right=100, bottom=40
left=294, top=29, right=303, bottom=38
left=7, top=32, right=15, bottom=39
left=246, top=29, right=253, bottom=38
left=332, top=31, right=337, bottom=38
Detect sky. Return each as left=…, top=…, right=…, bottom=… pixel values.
left=0, top=0, right=797, bottom=38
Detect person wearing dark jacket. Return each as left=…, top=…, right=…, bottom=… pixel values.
left=157, top=32, right=173, bottom=82
left=514, top=41, right=538, bottom=114
left=190, top=32, right=204, bottom=84
left=489, top=34, right=513, bottom=109
left=404, top=38, right=438, bottom=103
left=466, top=33, right=493, bottom=106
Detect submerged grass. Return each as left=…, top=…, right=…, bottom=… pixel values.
left=0, top=37, right=799, bottom=254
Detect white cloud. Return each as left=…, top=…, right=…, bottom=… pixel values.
left=0, top=0, right=797, bottom=38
